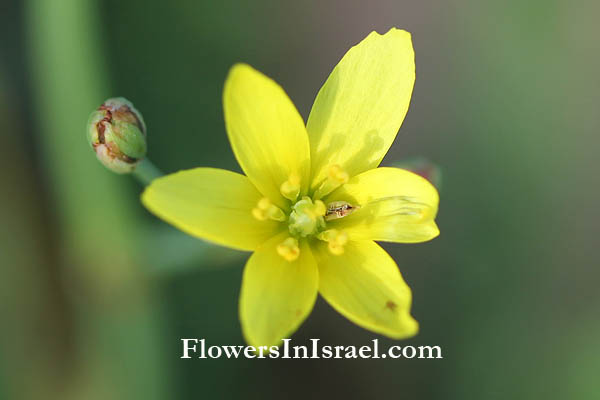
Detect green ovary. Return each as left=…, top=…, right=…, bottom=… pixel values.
left=288, top=196, right=326, bottom=237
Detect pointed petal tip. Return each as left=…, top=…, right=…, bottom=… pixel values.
left=384, top=313, right=420, bottom=339
left=224, top=63, right=250, bottom=93
left=241, top=328, right=284, bottom=350
left=388, top=27, right=412, bottom=37
left=227, top=62, right=253, bottom=78
left=415, top=220, right=441, bottom=243
left=367, top=27, right=412, bottom=41
left=430, top=222, right=441, bottom=240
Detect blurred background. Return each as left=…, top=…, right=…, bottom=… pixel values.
left=1, top=0, right=599, bottom=399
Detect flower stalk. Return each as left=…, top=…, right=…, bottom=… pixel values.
left=132, top=158, right=164, bottom=186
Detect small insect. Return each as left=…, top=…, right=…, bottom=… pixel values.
left=325, top=201, right=360, bottom=221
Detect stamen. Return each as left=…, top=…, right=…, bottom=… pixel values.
left=280, top=172, right=301, bottom=202
left=277, top=237, right=300, bottom=262
left=317, top=229, right=348, bottom=255
left=252, top=197, right=286, bottom=222
left=328, top=164, right=349, bottom=183
left=313, top=164, right=349, bottom=199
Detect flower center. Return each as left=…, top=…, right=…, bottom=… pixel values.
left=288, top=197, right=326, bottom=237
left=252, top=169, right=360, bottom=261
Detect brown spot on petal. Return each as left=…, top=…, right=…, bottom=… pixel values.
left=385, top=301, right=397, bottom=311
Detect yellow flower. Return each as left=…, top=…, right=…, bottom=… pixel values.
left=142, top=28, right=439, bottom=347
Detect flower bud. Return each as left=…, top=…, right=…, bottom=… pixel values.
left=87, top=97, right=147, bottom=174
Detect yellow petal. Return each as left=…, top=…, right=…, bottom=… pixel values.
left=223, top=64, right=311, bottom=208
left=314, top=240, right=418, bottom=339
left=141, top=168, right=281, bottom=251
left=240, top=233, right=318, bottom=347
left=307, top=28, right=415, bottom=189
left=325, top=167, right=439, bottom=243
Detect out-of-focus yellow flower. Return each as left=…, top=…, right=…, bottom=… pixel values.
left=142, top=28, right=439, bottom=347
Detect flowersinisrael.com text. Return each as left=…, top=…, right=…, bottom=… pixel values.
left=181, top=339, right=442, bottom=359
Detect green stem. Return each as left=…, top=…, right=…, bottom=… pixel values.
left=133, top=158, right=164, bottom=185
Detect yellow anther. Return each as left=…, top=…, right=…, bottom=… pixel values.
left=328, top=242, right=345, bottom=256
left=267, top=208, right=286, bottom=221
left=280, top=172, right=301, bottom=201
left=252, top=207, right=268, bottom=221
left=317, top=229, right=348, bottom=256
left=328, top=164, right=349, bottom=185
left=252, top=197, right=286, bottom=222
left=257, top=197, right=272, bottom=210
left=277, top=237, right=300, bottom=262
left=314, top=164, right=349, bottom=199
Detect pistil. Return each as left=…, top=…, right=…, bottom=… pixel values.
left=288, top=197, right=326, bottom=237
